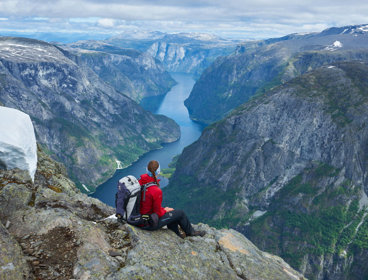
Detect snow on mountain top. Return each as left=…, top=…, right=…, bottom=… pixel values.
left=0, top=107, right=37, bottom=181
left=70, top=40, right=110, bottom=47
left=357, top=24, right=368, bottom=32
left=177, top=32, right=220, bottom=41
left=321, top=24, right=368, bottom=36
left=109, top=31, right=165, bottom=41
left=339, top=24, right=368, bottom=34
left=108, top=30, right=229, bottom=43
left=0, top=37, right=72, bottom=64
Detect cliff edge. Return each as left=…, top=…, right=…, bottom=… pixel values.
left=0, top=146, right=305, bottom=280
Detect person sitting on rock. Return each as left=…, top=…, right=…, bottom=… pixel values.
left=139, top=160, right=206, bottom=238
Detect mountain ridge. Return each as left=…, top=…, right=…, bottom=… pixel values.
left=185, top=23, right=368, bottom=124
left=70, top=32, right=238, bottom=77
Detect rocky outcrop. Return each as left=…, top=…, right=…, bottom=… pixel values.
left=0, top=146, right=305, bottom=280
left=0, top=223, right=28, bottom=280
left=164, top=62, right=368, bottom=279
left=116, top=223, right=304, bottom=280
left=185, top=24, right=368, bottom=124
left=0, top=37, right=180, bottom=190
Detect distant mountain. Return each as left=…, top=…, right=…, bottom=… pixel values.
left=0, top=31, right=110, bottom=44
left=0, top=37, right=180, bottom=191
left=63, top=43, right=175, bottom=103
left=164, top=62, right=368, bottom=279
left=73, top=31, right=238, bottom=77
left=185, top=24, right=368, bottom=124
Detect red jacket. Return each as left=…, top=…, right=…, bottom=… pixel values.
left=139, top=174, right=166, bottom=218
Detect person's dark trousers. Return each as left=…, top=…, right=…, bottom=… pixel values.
left=148, top=209, right=195, bottom=237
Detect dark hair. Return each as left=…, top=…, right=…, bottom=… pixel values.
left=147, top=160, right=160, bottom=187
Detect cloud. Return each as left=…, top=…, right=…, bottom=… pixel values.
left=97, top=18, right=115, bottom=28
left=0, top=0, right=367, bottom=40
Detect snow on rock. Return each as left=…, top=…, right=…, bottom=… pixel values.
left=333, top=40, right=343, bottom=48
left=357, top=24, right=368, bottom=33
left=0, top=107, right=37, bottom=181
left=325, top=40, right=343, bottom=51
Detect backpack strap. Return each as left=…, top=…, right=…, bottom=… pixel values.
left=142, top=182, right=157, bottom=201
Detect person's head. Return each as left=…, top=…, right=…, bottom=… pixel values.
left=147, top=160, right=160, bottom=186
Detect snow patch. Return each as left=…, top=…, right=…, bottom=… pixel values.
left=0, top=107, right=37, bottom=181
left=355, top=212, right=368, bottom=234
left=359, top=189, right=368, bottom=211
left=0, top=40, right=71, bottom=64
left=333, top=41, right=343, bottom=48
left=252, top=210, right=267, bottom=219
left=325, top=41, right=343, bottom=51
left=357, top=25, right=368, bottom=32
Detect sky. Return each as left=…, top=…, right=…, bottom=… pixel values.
left=0, top=0, right=367, bottom=42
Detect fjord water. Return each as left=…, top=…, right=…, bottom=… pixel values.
left=91, top=73, right=204, bottom=206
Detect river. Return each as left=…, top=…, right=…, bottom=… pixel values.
left=91, top=73, right=205, bottom=206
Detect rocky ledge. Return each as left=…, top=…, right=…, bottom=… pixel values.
left=0, top=147, right=305, bottom=280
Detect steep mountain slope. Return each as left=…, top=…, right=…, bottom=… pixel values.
left=103, top=32, right=237, bottom=77
left=143, top=33, right=237, bottom=77
left=185, top=24, right=368, bottom=124
left=0, top=145, right=305, bottom=280
left=164, top=62, right=368, bottom=279
left=0, top=37, right=180, bottom=191
left=64, top=43, right=175, bottom=103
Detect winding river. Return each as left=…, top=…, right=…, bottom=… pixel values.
left=91, top=73, right=205, bottom=206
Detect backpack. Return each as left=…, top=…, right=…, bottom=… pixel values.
left=115, top=175, right=158, bottom=227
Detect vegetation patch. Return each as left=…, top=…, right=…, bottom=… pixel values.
left=161, top=155, right=180, bottom=179
left=164, top=175, right=240, bottom=225
left=246, top=162, right=362, bottom=272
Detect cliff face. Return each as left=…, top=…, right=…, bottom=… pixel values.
left=164, top=62, right=368, bottom=279
left=185, top=24, right=368, bottom=124
left=0, top=147, right=305, bottom=280
left=0, top=37, right=180, bottom=190
left=64, top=44, right=176, bottom=103
left=145, top=39, right=236, bottom=77
left=104, top=32, right=237, bottom=77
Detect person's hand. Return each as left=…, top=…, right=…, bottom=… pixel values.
left=164, top=207, right=174, bottom=212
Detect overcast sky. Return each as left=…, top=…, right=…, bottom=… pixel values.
left=0, top=0, right=367, bottom=41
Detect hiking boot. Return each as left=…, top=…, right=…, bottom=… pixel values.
left=189, top=230, right=206, bottom=237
